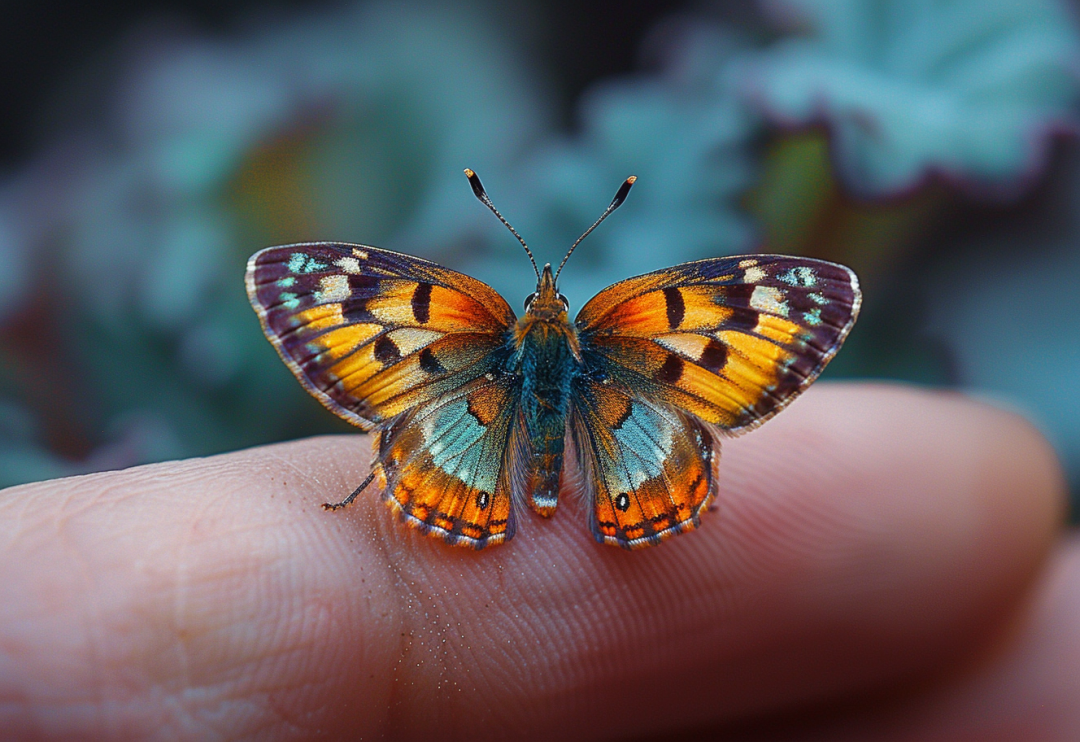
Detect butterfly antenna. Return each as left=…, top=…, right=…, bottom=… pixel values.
left=554, top=175, right=636, bottom=283
left=464, top=168, right=540, bottom=281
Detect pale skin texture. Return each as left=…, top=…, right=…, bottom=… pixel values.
left=0, top=384, right=1073, bottom=740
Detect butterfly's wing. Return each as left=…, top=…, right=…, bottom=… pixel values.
left=570, top=377, right=719, bottom=549
left=575, top=255, right=860, bottom=431
left=373, top=374, right=529, bottom=548
left=247, top=242, right=516, bottom=428
left=572, top=255, right=860, bottom=548
left=247, top=242, right=523, bottom=548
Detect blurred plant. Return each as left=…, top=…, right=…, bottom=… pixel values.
left=742, top=0, right=1080, bottom=300
left=739, top=0, right=1080, bottom=480
left=744, top=0, right=1080, bottom=197
left=0, top=0, right=550, bottom=486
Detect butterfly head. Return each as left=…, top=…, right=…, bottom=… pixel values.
left=523, top=263, right=570, bottom=320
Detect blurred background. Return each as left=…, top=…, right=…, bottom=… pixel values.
left=1, top=0, right=1078, bottom=516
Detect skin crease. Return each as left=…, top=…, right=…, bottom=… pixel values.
left=0, top=384, right=1068, bottom=740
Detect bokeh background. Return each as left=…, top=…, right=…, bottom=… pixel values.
left=2, top=0, right=1079, bottom=516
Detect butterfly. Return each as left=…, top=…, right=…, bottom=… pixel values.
left=245, top=169, right=861, bottom=550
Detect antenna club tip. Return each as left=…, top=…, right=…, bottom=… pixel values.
left=626, top=175, right=637, bottom=184
left=464, top=168, right=487, bottom=199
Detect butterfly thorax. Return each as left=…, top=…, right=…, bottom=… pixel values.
left=511, top=264, right=581, bottom=517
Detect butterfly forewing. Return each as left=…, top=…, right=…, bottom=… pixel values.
left=575, top=256, right=861, bottom=432
left=246, top=242, right=516, bottom=429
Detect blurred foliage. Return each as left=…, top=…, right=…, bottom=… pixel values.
left=743, top=0, right=1080, bottom=196
left=2, top=0, right=1080, bottom=513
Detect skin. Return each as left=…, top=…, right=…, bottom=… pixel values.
left=0, top=383, right=1071, bottom=740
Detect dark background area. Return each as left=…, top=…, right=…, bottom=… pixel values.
left=0, top=0, right=686, bottom=170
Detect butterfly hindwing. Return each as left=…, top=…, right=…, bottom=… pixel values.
left=375, top=374, right=523, bottom=548
left=576, top=256, right=861, bottom=432
left=570, top=375, right=718, bottom=549
left=246, top=242, right=516, bottom=429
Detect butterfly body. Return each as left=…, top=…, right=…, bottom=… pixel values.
left=246, top=172, right=861, bottom=550
left=513, top=264, right=579, bottom=517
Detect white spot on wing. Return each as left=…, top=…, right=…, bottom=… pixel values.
left=335, top=257, right=362, bottom=274
left=738, top=259, right=758, bottom=269
left=743, top=266, right=766, bottom=283
left=316, top=274, right=351, bottom=303
left=750, top=285, right=789, bottom=316
left=385, top=327, right=442, bottom=354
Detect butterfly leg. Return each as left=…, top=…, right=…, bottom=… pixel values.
left=322, top=467, right=379, bottom=511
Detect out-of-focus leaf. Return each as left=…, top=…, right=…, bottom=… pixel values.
left=743, top=0, right=1080, bottom=197
left=926, top=151, right=1080, bottom=510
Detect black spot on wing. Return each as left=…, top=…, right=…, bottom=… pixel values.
left=714, top=284, right=759, bottom=331
left=723, top=284, right=756, bottom=301
left=348, top=274, right=380, bottom=292
left=418, top=346, right=445, bottom=374
left=663, top=287, right=685, bottom=329
left=697, top=340, right=727, bottom=374
left=343, top=298, right=375, bottom=323
left=655, top=354, right=684, bottom=384
left=374, top=335, right=401, bottom=363
left=411, top=282, right=432, bottom=324
left=725, top=308, right=759, bottom=332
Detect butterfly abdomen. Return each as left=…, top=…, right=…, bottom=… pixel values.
left=515, top=316, right=579, bottom=517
